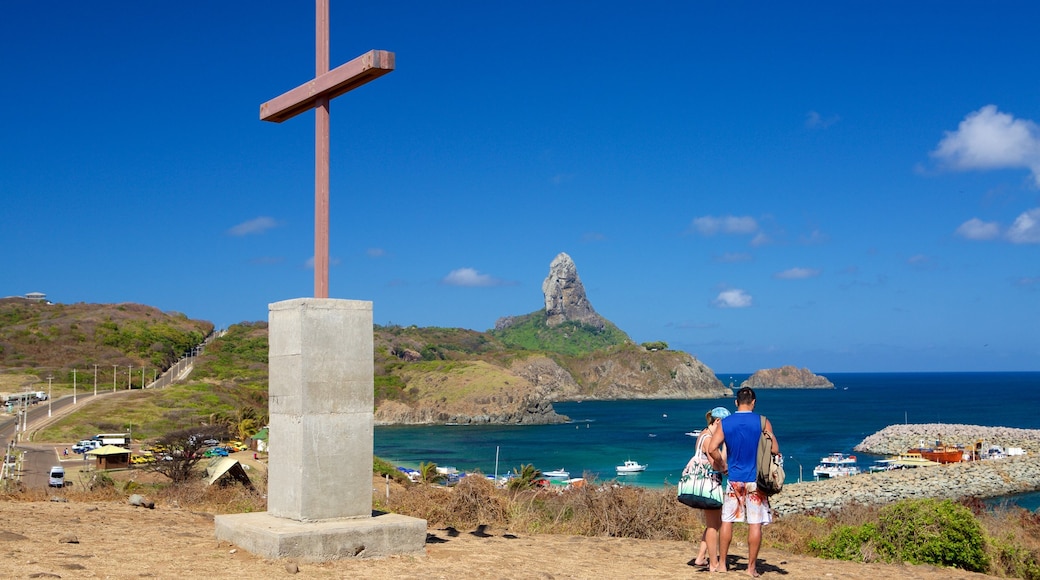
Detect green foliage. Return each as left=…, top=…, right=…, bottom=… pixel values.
left=875, top=499, right=988, bottom=571
left=507, top=463, right=543, bottom=491
left=374, top=374, right=408, bottom=402
left=191, top=322, right=268, bottom=382
left=810, top=524, right=877, bottom=561
left=373, top=456, right=410, bottom=485
left=641, top=341, right=668, bottom=351
left=418, top=462, right=446, bottom=485
left=94, top=319, right=205, bottom=368
left=988, top=533, right=1040, bottom=580
left=491, top=311, right=629, bottom=356
left=810, top=499, right=988, bottom=573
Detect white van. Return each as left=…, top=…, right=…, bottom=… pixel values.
left=48, top=466, right=65, bottom=488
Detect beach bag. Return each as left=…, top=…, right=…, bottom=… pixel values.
left=756, top=415, right=784, bottom=496
left=677, top=433, right=725, bottom=509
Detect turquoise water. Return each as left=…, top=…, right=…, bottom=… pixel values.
left=375, top=372, right=1040, bottom=509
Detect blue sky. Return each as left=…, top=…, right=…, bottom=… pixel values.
left=2, top=2, right=1038, bottom=373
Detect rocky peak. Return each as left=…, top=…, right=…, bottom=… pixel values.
left=542, top=252, right=604, bottom=329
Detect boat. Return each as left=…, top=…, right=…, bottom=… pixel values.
left=877, top=452, right=942, bottom=469
left=616, top=460, right=647, bottom=474
left=543, top=469, right=570, bottom=478
left=812, top=453, right=861, bottom=480
left=908, top=444, right=965, bottom=464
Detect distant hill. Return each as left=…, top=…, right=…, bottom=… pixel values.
left=0, top=298, right=213, bottom=387
left=370, top=253, right=729, bottom=424
left=741, top=366, right=833, bottom=389
left=4, top=253, right=730, bottom=430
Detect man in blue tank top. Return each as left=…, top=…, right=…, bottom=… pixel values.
left=706, top=386, right=779, bottom=577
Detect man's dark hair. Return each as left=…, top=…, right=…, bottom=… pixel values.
left=737, top=386, right=756, bottom=405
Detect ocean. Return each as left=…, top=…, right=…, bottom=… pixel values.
left=374, top=372, right=1040, bottom=510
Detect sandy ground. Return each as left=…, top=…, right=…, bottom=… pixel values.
left=0, top=498, right=999, bottom=580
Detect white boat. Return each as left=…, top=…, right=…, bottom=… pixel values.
left=543, top=469, right=570, bottom=478
left=812, top=453, right=861, bottom=480
left=615, top=460, right=647, bottom=474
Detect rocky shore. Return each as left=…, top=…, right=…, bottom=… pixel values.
left=854, top=423, right=1040, bottom=455
left=772, top=423, right=1040, bottom=516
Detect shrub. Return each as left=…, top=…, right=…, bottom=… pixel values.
left=874, top=498, right=988, bottom=571
left=810, top=523, right=877, bottom=562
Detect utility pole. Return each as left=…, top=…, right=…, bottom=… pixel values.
left=47, top=375, right=53, bottom=418
left=73, top=368, right=77, bottom=404
left=94, top=363, right=98, bottom=397
left=128, top=365, right=132, bottom=390
left=113, top=365, right=117, bottom=393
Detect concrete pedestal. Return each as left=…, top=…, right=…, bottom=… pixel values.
left=215, top=511, right=427, bottom=561
left=215, top=298, right=426, bottom=561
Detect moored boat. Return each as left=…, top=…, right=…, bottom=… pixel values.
left=543, top=468, right=570, bottom=478
left=812, top=453, right=861, bottom=480
left=908, top=445, right=965, bottom=464
left=877, top=452, right=942, bottom=469
left=616, top=460, right=647, bottom=474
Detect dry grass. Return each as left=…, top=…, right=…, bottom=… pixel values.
left=383, top=476, right=1040, bottom=578
left=7, top=469, right=1040, bottom=578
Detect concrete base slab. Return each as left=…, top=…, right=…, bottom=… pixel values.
left=215, top=511, right=427, bottom=562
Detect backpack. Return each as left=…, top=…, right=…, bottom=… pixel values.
left=756, top=415, right=784, bottom=496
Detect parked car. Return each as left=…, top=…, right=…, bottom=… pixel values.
left=48, top=466, right=65, bottom=487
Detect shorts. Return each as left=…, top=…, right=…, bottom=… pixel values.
left=721, top=481, right=772, bottom=525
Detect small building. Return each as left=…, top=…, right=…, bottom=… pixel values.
left=247, top=427, right=268, bottom=453
left=86, top=445, right=131, bottom=470
left=25, top=292, right=47, bottom=302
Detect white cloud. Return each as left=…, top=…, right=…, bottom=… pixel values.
left=774, top=267, right=820, bottom=280
left=955, top=218, right=1001, bottom=240
left=931, top=105, right=1040, bottom=184
left=228, top=216, right=277, bottom=236
left=582, top=232, right=606, bottom=243
left=689, top=215, right=759, bottom=236
left=713, top=289, right=752, bottom=309
left=955, top=208, right=1040, bottom=243
left=366, top=248, right=386, bottom=258
left=443, top=268, right=513, bottom=287
left=1007, top=208, right=1040, bottom=244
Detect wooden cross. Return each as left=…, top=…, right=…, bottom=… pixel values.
left=260, top=0, right=394, bottom=298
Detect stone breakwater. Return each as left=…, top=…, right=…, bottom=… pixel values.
left=771, top=422, right=1040, bottom=516
left=853, top=423, right=1040, bottom=455
left=772, top=454, right=1040, bottom=516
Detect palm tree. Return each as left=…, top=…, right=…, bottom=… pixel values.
left=507, top=463, right=542, bottom=491
left=418, top=462, right=446, bottom=485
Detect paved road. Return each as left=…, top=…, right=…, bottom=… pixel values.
left=2, top=391, right=118, bottom=488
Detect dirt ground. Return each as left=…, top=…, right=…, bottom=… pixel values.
left=0, top=497, right=999, bottom=580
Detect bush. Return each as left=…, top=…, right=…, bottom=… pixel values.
left=874, top=498, right=988, bottom=571
left=810, top=523, right=877, bottom=562
left=811, top=498, right=988, bottom=573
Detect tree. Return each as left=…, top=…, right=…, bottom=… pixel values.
left=149, top=425, right=229, bottom=483
left=507, top=464, right=542, bottom=491
left=418, top=461, right=446, bottom=485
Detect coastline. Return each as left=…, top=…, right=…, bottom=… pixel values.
left=772, top=422, right=1040, bottom=515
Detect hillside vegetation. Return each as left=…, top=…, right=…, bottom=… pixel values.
left=34, top=321, right=270, bottom=443
left=0, top=298, right=213, bottom=390
left=6, top=297, right=726, bottom=432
